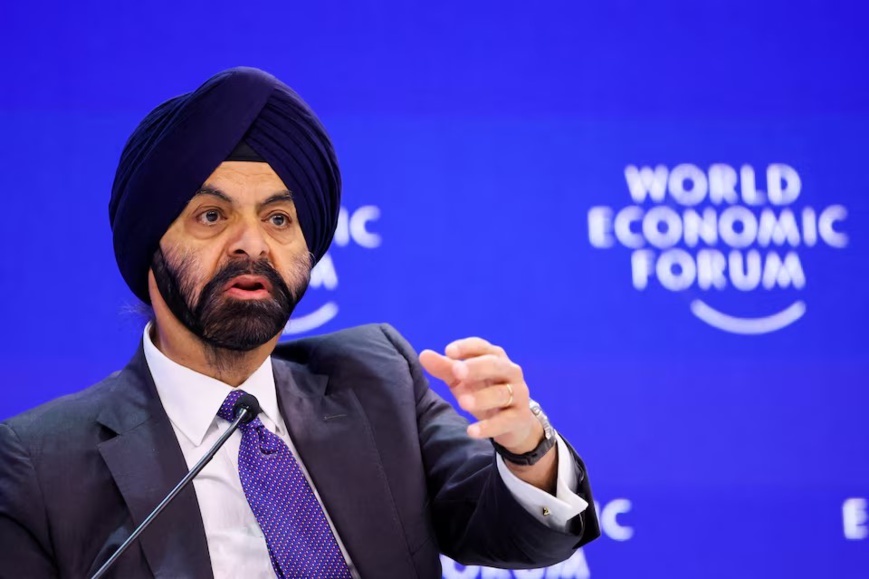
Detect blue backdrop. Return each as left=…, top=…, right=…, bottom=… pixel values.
left=1, top=1, right=867, bottom=577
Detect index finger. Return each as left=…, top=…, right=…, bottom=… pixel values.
left=445, top=337, right=507, bottom=360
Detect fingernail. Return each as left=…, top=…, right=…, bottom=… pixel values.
left=459, top=395, right=474, bottom=409
left=445, top=343, right=460, bottom=357
left=467, top=424, right=481, bottom=437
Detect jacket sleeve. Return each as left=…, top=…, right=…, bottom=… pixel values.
left=0, top=422, right=59, bottom=578
left=379, top=324, right=601, bottom=569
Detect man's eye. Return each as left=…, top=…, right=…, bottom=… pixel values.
left=198, top=210, right=222, bottom=224
left=269, top=213, right=290, bottom=227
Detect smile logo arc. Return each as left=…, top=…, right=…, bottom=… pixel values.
left=689, top=300, right=807, bottom=335
left=282, top=302, right=339, bottom=336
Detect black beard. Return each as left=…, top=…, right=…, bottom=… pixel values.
left=151, top=248, right=309, bottom=352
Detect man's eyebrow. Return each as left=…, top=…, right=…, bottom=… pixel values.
left=192, top=187, right=293, bottom=209
left=259, top=191, right=294, bottom=210
left=193, top=186, right=233, bottom=204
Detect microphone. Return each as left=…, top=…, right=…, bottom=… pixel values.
left=90, top=393, right=262, bottom=579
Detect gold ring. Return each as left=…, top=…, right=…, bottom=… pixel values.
left=504, top=383, right=514, bottom=408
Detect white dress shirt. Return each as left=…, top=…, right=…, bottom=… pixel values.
left=142, top=325, right=587, bottom=578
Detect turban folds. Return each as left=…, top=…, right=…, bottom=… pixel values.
left=109, top=67, right=341, bottom=304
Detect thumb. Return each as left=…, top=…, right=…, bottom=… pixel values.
left=419, top=349, right=459, bottom=386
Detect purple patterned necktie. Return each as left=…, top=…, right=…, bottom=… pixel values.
left=218, top=390, right=352, bottom=579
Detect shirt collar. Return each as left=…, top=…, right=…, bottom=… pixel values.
left=142, top=322, right=283, bottom=447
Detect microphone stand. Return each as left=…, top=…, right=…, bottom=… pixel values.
left=91, top=399, right=258, bottom=579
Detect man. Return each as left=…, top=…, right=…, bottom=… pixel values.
left=0, top=67, right=599, bottom=578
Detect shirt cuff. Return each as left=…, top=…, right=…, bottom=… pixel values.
left=496, top=433, right=589, bottom=532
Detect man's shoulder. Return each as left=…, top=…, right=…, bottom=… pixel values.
left=274, top=324, right=413, bottom=363
left=1, top=369, right=125, bottom=444
left=271, top=323, right=418, bottom=377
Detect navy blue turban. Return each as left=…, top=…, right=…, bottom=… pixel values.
left=109, top=67, right=341, bottom=304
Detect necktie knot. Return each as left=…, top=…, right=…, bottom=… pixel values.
left=217, top=389, right=248, bottom=423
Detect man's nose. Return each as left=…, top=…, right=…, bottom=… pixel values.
left=227, top=219, right=269, bottom=259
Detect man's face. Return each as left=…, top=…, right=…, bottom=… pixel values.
left=150, top=161, right=312, bottom=351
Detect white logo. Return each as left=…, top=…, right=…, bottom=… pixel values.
left=587, top=163, right=848, bottom=334
left=440, top=551, right=590, bottom=579
left=843, top=498, right=868, bottom=540
left=281, top=205, right=381, bottom=336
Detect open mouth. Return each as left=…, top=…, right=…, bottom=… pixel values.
left=224, top=275, right=273, bottom=297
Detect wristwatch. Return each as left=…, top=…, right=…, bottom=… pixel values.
left=491, top=399, right=556, bottom=466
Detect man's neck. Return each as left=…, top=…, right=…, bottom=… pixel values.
left=150, top=320, right=279, bottom=387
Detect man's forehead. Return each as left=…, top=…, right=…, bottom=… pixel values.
left=208, top=160, right=283, bottom=180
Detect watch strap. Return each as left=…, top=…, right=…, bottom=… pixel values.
left=491, top=399, right=557, bottom=466
left=491, top=434, right=556, bottom=466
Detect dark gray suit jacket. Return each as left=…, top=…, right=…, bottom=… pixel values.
left=0, top=324, right=599, bottom=578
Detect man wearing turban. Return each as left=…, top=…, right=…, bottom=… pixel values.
left=0, top=67, right=599, bottom=578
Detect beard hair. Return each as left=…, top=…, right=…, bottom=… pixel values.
left=151, top=246, right=311, bottom=363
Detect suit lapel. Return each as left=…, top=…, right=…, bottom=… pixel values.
left=96, top=345, right=213, bottom=579
left=273, top=359, right=417, bottom=578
